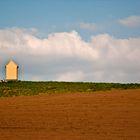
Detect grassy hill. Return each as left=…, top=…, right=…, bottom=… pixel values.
left=0, top=81, right=140, bottom=97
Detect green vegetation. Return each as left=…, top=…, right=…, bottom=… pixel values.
left=0, top=81, right=140, bottom=97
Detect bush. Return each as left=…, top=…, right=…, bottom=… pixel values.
left=0, top=81, right=140, bottom=97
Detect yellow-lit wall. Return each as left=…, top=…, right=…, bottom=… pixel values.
left=6, top=62, right=18, bottom=81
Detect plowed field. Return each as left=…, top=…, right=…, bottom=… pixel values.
left=0, top=89, right=140, bottom=140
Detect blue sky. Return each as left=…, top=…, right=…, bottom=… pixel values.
left=0, top=0, right=140, bottom=82
left=0, top=0, right=140, bottom=38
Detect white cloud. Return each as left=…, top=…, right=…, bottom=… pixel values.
left=79, top=22, right=97, bottom=31
left=0, top=28, right=98, bottom=60
left=0, top=28, right=140, bottom=82
left=56, top=71, right=84, bottom=82
left=119, top=16, right=140, bottom=27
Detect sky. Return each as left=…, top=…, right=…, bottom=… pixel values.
left=0, top=0, right=140, bottom=82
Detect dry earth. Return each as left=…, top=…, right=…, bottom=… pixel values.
left=0, top=89, right=140, bottom=140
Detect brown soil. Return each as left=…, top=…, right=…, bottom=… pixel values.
left=0, top=89, right=140, bottom=140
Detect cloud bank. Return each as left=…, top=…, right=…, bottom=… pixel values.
left=0, top=28, right=140, bottom=82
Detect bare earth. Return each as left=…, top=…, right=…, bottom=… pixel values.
left=0, top=89, right=140, bottom=140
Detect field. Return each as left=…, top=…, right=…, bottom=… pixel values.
left=0, top=88, right=140, bottom=140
